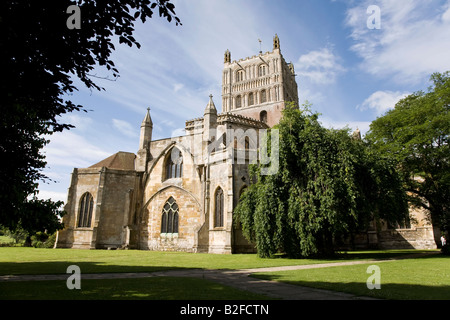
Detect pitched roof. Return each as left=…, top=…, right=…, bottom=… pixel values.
left=89, top=152, right=136, bottom=170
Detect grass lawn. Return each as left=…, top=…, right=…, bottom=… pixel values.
left=0, top=247, right=432, bottom=275
left=0, top=277, right=270, bottom=300
left=0, top=247, right=445, bottom=300
left=252, top=255, right=450, bottom=300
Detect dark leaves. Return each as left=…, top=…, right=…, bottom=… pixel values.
left=0, top=0, right=181, bottom=232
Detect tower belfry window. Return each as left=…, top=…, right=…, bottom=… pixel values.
left=258, top=65, right=266, bottom=77
left=248, top=92, right=254, bottom=106
left=260, top=110, right=268, bottom=123
left=260, top=90, right=267, bottom=103
left=236, top=70, right=244, bottom=82
left=235, top=95, right=242, bottom=108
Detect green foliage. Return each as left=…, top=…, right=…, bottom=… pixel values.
left=234, top=102, right=408, bottom=258
left=0, top=226, right=27, bottom=245
left=366, top=72, right=450, bottom=233
left=19, top=197, right=65, bottom=235
left=0, top=1, right=180, bottom=232
left=31, top=232, right=57, bottom=248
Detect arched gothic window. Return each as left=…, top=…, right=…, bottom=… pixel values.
left=245, top=137, right=250, bottom=150
left=260, top=110, right=268, bottom=123
left=260, top=90, right=267, bottom=103
left=258, top=64, right=267, bottom=77
left=77, top=192, right=94, bottom=228
left=236, top=70, right=244, bottom=82
left=214, top=187, right=224, bottom=228
left=235, top=95, right=242, bottom=108
left=248, top=92, right=254, bottom=106
left=165, top=148, right=183, bottom=180
left=161, top=197, right=179, bottom=234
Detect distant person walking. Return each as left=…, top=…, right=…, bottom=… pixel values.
left=441, top=235, right=447, bottom=247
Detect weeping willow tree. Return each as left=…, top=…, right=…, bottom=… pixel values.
left=234, top=103, right=409, bottom=258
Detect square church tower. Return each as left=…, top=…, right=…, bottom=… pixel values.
left=222, top=34, right=299, bottom=127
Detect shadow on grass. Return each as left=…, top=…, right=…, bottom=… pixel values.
left=0, top=260, right=190, bottom=276
left=0, top=276, right=271, bottom=300
left=271, top=249, right=440, bottom=262
left=252, top=273, right=450, bottom=300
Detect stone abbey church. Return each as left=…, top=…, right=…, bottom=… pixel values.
left=56, top=35, right=437, bottom=253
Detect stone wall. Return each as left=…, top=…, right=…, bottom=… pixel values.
left=229, top=102, right=285, bottom=128
left=207, top=158, right=233, bottom=254
left=339, top=226, right=437, bottom=250
left=94, top=168, right=138, bottom=249
left=141, top=136, right=204, bottom=252
left=55, top=167, right=139, bottom=249
left=378, top=227, right=437, bottom=250
left=142, top=185, right=202, bottom=252
left=56, top=168, right=101, bottom=249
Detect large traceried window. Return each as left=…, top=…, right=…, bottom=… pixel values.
left=214, top=187, right=224, bottom=228
left=165, top=148, right=183, bottom=180
left=161, top=197, right=179, bottom=234
left=77, top=192, right=94, bottom=228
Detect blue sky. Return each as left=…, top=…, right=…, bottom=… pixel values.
left=39, top=0, right=450, bottom=203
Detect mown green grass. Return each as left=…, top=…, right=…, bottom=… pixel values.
left=252, top=255, right=450, bottom=300
left=0, top=276, right=270, bottom=300
left=0, top=247, right=443, bottom=300
left=0, top=247, right=431, bottom=275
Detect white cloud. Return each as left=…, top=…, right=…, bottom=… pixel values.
left=57, top=113, right=94, bottom=132
left=43, top=131, right=112, bottom=168
left=112, top=119, right=138, bottom=138
left=173, top=83, right=184, bottom=93
left=346, top=0, right=450, bottom=83
left=358, top=90, right=411, bottom=115
left=35, top=190, right=68, bottom=203
left=295, top=48, right=346, bottom=84
left=443, top=1, right=450, bottom=21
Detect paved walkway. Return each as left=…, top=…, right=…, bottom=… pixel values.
left=0, top=252, right=438, bottom=300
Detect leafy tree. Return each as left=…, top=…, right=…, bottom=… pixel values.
left=234, top=103, right=408, bottom=258
left=0, top=1, right=180, bottom=233
left=366, top=72, right=450, bottom=234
